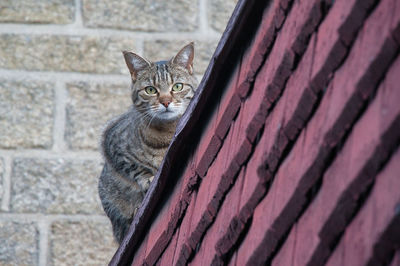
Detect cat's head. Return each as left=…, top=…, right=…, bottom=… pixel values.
left=123, top=43, right=198, bottom=125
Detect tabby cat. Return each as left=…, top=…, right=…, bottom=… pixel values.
left=98, top=43, right=198, bottom=243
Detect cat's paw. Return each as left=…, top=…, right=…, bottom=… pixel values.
left=149, top=176, right=154, bottom=183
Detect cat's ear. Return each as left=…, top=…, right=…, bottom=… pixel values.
left=172, top=42, right=195, bottom=75
left=122, top=51, right=151, bottom=81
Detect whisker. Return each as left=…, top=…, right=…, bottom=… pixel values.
left=145, top=111, right=159, bottom=132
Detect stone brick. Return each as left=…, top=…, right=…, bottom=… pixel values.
left=49, top=220, right=117, bottom=266
left=0, top=221, right=39, bottom=266
left=0, top=34, right=137, bottom=74
left=208, top=0, right=238, bottom=32
left=143, top=39, right=219, bottom=75
left=82, top=0, right=198, bottom=32
left=0, top=79, right=54, bottom=149
left=11, top=158, right=104, bottom=214
left=65, top=81, right=131, bottom=150
left=0, top=0, right=75, bottom=24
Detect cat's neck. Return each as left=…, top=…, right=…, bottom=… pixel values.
left=142, top=120, right=177, bottom=136
left=130, top=109, right=178, bottom=148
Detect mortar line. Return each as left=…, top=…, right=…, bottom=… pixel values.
left=0, top=23, right=220, bottom=39
left=0, top=149, right=101, bottom=160
left=138, top=32, right=221, bottom=41
left=136, top=37, right=145, bottom=56
left=199, top=0, right=209, bottom=34
left=53, top=81, right=68, bottom=152
left=0, top=156, right=11, bottom=212
left=0, top=68, right=213, bottom=84
left=0, top=213, right=110, bottom=222
left=0, top=69, right=130, bottom=82
left=207, top=26, right=225, bottom=37
left=38, top=218, right=50, bottom=266
left=74, top=0, right=83, bottom=27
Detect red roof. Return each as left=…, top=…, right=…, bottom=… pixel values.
left=111, top=0, right=400, bottom=264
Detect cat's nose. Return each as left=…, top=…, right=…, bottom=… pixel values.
left=161, top=101, right=170, bottom=108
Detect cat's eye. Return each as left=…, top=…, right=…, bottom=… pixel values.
left=144, top=86, right=157, bottom=95
left=172, top=83, right=183, bottom=92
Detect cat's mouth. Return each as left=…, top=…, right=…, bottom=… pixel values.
left=156, top=108, right=180, bottom=122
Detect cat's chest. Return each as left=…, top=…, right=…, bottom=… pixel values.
left=135, top=132, right=171, bottom=168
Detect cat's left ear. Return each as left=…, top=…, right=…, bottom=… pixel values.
left=172, top=42, right=195, bottom=75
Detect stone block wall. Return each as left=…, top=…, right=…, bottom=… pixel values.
left=0, top=0, right=236, bottom=265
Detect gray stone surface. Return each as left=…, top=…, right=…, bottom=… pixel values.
left=143, top=40, right=219, bottom=75
left=82, top=0, right=198, bottom=32
left=0, top=34, right=136, bottom=74
left=0, top=79, right=54, bottom=149
left=209, top=0, right=238, bottom=32
left=0, top=158, right=3, bottom=204
left=0, top=220, right=39, bottom=266
left=0, top=0, right=75, bottom=24
left=65, top=81, right=132, bottom=150
left=11, top=158, right=104, bottom=214
left=49, top=220, right=117, bottom=266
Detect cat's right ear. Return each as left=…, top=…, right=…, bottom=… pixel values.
left=122, top=51, right=151, bottom=81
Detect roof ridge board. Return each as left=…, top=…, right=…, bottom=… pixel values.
left=109, top=0, right=269, bottom=264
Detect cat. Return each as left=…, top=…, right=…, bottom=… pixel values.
left=98, top=43, right=198, bottom=243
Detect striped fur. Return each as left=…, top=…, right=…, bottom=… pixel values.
left=99, top=43, right=197, bottom=243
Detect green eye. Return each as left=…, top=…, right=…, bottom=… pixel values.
left=144, top=86, right=157, bottom=95
left=172, top=83, right=183, bottom=92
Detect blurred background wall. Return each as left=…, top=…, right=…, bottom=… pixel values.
left=0, top=0, right=237, bottom=265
